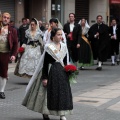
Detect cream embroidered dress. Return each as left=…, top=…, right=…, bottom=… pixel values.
left=14, top=24, right=43, bottom=77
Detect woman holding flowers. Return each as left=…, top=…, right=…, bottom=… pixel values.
left=22, top=28, right=73, bottom=120
left=14, top=18, right=43, bottom=77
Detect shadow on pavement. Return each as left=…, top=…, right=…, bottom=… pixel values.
left=10, top=118, right=57, bottom=120
left=14, top=82, right=28, bottom=85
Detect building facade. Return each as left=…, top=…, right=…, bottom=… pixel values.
left=0, top=0, right=120, bottom=27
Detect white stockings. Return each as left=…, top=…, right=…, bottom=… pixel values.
left=60, top=116, right=66, bottom=120
left=111, top=56, right=115, bottom=64
left=0, top=77, right=7, bottom=92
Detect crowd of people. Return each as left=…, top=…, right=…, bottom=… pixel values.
left=0, top=12, right=120, bottom=120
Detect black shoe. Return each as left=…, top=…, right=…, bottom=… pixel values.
left=43, top=114, right=50, bottom=120
left=60, top=117, right=67, bottom=120
left=96, top=67, right=102, bottom=71
left=97, top=62, right=103, bottom=65
left=111, top=63, right=115, bottom=66
left=117, top=61, right=119, bottom=65
left=0, top=92, right=5, bottom=99
left=79, top=66, right=84, bottom=70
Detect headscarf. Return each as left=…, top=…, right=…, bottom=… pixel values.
left=25, top=18, right=43, bottom=44
left=29, top=18, right=42, bottom=32
left=56, top=18, right=63, bottom=29
left=78, top=19, right=90, bottom=35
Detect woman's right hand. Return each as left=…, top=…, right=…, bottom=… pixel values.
left=42, top=79, right=48, bottom=87
left=21, top=44, right=26, bottom=48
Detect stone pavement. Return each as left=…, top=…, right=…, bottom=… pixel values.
left=74, top=79, right=120, bottom=110
left=0, top=62, right=120, bottom=120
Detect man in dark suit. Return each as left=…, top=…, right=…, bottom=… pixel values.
left=39, top=20, right=45, bottom=32
left=109, top=18, right=120, bottom=65
left=88, top=15, right=109, bottom=70
left=0, top=12, right=18, bottom=99
left=19, top=18, right=29, bottom=46
left=63, top=13, right=81, bottom=65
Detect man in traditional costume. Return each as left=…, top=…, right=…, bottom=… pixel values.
left=109, top=18, right=120, bottom=65
left=19, top=18, right=29, bottom=46
left=63, top=13, right=81, bottom=65
left=0, top=12, right=18, bottom=99
left=88, top=15, right=109, bottom=70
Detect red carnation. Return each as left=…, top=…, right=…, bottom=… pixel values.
left=18, top=47, right=25, bottom=53
left=64, top=64, right=77, bottom=72
left=64, top=64, right=78, bottom=84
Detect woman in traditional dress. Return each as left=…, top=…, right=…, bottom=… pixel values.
left=14, top=18, right=43, bottom=77
left=22, top=28, right=73, bottom=120
left=78, top=18, right=93, bottom=70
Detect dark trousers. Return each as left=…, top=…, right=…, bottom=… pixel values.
left=0, top=52, right=10, bottom=78
left=111, top=40, right=119, bottom=55
left=67, top=40, right=78, bottom=62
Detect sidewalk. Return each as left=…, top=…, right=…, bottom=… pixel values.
left=2, top=62, right=120, bottom=120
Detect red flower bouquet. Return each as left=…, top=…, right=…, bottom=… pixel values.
left=18, top=47, right=25, bottom=53
left=64, top=64, right=78, bottom=84
left=64, top=64, right=77, bottom=72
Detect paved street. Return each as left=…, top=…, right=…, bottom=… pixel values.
left=1, top=61, right=120, bottom=120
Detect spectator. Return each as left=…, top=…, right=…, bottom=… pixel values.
left=19, top=18, right=29, bottom=46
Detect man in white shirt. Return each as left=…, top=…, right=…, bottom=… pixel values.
left=109, top=18, right=120, bottom=65
left=63, top=13, right=81, bottom=64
